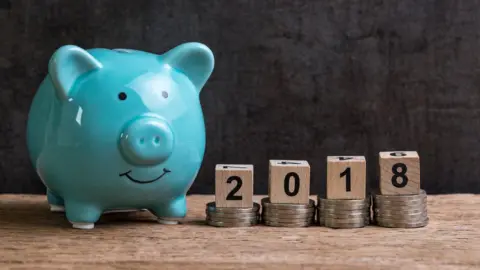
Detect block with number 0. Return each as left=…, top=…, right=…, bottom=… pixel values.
left=268, top=160, right=310, bottom=204
left=215, top=164, right=253, bottom=208
left=326, top=156, right=366, bottom=199
left=379, top=151, right=420, bottom=195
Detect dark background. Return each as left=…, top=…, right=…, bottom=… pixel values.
left=0, top=0, right=478, bottom=195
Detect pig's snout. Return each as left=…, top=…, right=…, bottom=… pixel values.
left=119, top=116, right=174, bottom=165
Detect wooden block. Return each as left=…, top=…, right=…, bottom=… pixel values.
left=379, top=151, right=420, bottom=195
left=215, top=164, right=253, bottom=208
left=268, top=160, right=310, bottom=204
left=326, top=156, right=366, bottom=199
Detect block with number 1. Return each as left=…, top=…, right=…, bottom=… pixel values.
left=326, top=156, right=366, bottom=199
left=215, top=164, right=253, bottom=208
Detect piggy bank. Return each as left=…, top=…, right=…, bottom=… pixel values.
left=26, top=42, right=214, bottom=229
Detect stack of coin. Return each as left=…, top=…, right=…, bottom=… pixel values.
left=205, top=202, right=260, bottom=227
left=261, top=198, right=315, bottom=227
left=318, top=196, right=371, bottom=229
left=373, top=190, right=428, bottom=228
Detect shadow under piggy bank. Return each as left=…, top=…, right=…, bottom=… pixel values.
left=0, top=195, right=210, bottom=232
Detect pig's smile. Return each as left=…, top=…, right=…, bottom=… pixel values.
left=119, top=168, right=171, bottom=184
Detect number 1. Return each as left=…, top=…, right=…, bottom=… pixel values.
left=340, top=167, right=351, bottom=192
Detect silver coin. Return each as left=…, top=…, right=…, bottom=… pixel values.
left=322, top=215, right=367, bottom=223
left=375, top=217, right=429, bottom=228
left=373, top=195, right=427, bottom=202
left=323, top=222, right=367, bottom=229
left=263, top=215, right=314, bottom=223
left=261, top=198, right=315, bottom=209
left=262, top=207, right=315, bottom=214
left=374, top=208, right=426, bottom=215
left=262, top=216, right=315, bottom=223
left=320, top=203, right=370, bottom=209
left=319, top=213, right=370, bottom=221
left=262, top=215, right=314, bottom=222
left=207, top=214, right=259, bottom=222
left=206, top=214, right=259, bottom=221
left=206, top=210, right=259, bottom=219
left=374, top=207, right=426, bottom=214
left=319, top=216, right=369, bottom=223
left=373, top=199, right=427, bottom=207
left=206, top=219, right=258, bottom=227
left=319, top=219, right=370, bottom=226
left=262, top=213, right=315, bottom=220
left=374, top=213, right=428, bottom=222
left=320, top=211, right=368, bottom=219
left=374, top=197, right=427, bottom=205
left=264, top=220, right=312, bottom=227
left=318, top=220, right=370, bottom=226
left=374, top=213, right=427, bottom=221
left=207, top=212, right=259, bottom=220
left=323, top=218, right=367, bottom=228
left=372, top=205, right=427, bottom=213
left=206, top=202, right=260, bottom=213
left=319, top=198, right=370, bottom=207
left=319, top=207, right=369, bottom=214
left=263, top=207, right=315, bottom=213
left=373, top=190, right=426, bottom=201
left=319, top=203, right=370, bottom=211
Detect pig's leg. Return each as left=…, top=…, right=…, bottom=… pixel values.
left=64, top=200, right=102, bottom=229
left=47, top=189, right=65, bottom=212
left=150, top=196, right=187, bottom=225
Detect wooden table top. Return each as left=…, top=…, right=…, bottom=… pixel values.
left=0, top=194, right=479, bottom=269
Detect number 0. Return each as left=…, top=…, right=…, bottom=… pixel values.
left=284, top=172, right=300, bottom=196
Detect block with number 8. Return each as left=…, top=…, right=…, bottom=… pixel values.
left=215, top=164, right=254, bottom=208
left=379, top=151, right=420, bottom=195
left=268, top=160, right=310, bottom=204
left=326, top=156, right=366, bottom=199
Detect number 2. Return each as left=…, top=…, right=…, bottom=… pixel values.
left=226, top=176, right=243, bottom=200
left=340, top=167, right=351, bottom=192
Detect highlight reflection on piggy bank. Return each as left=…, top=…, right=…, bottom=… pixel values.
left=26, top=43, right=214, bottom=229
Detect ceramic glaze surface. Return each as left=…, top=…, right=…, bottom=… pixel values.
left=26, top=43, right=214, bottom=229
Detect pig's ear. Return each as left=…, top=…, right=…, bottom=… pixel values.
left=162, top=42, right=214, bottom=93
left=48, top=45, right=103, bottom=100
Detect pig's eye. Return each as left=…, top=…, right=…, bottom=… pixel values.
left=118, top=92, right=127, bottom=101
left=162, top=91, right=168, bottom=98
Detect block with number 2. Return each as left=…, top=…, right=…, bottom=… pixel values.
left=215, top=164, right=253, bottom=208
left=326, top=156, right=366, bottom=199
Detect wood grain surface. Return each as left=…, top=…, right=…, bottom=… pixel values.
left=0, top=194, right=479, bottom=270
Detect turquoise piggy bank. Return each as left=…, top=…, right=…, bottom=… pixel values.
left=26, top=43, right=214, bottom=229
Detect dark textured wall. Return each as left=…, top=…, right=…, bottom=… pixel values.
left=0, top=0, right=478, bottom=195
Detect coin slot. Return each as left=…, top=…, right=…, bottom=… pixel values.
left=390, top=152, right=406, bottom=157
left=223, top=165, right=247, bottom=169
left=279, top=161, right=301, bottom=165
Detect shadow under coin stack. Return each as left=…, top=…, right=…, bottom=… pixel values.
left=317, top=196, right=371, bottom=228
left=205, top=202, right=260, bottom=227
left=261, top=198, right=316, bottom=227
left=372, top=190, right=428, bottom=228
